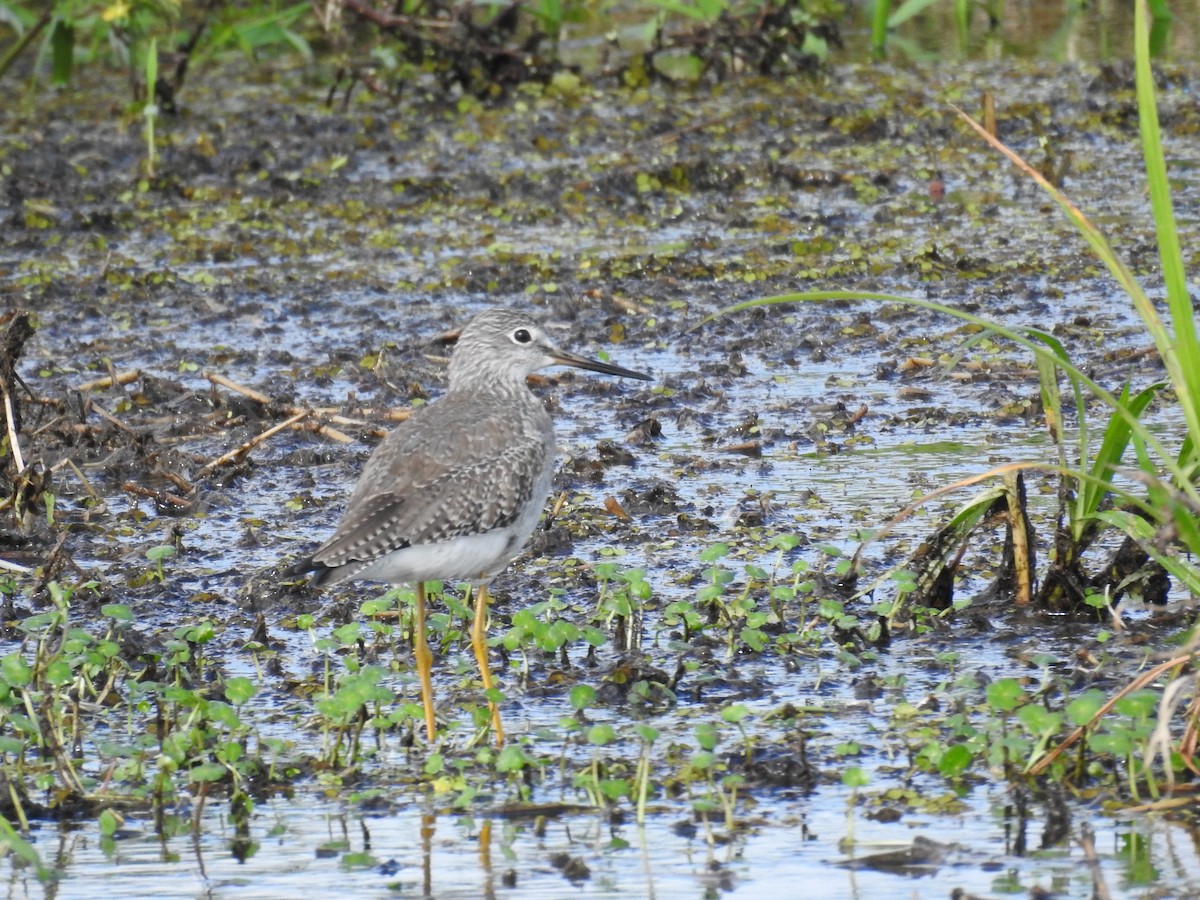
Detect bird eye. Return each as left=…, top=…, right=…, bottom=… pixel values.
left=512, top=328, right=532, bottom=344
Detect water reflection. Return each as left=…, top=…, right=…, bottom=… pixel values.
left=844, top=0, right=1200, bottom=62
left=6, top=790, right=1195, bottom=899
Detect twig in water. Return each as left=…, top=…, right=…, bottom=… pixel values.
left=197, top=409, right=312, bottom=477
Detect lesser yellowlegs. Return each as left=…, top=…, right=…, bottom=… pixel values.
left=291, top=308, right=651, bottom=744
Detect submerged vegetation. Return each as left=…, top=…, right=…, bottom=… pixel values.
left=0, top=0, right=1199, bottom=894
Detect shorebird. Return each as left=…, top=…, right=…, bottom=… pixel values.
left=291, top=308, right=650, bottom=745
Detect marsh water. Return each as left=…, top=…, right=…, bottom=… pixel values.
left=3, top=4, right=1200, bottom=898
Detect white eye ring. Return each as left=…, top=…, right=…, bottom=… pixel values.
left=512, top=328, right=533, bottom=344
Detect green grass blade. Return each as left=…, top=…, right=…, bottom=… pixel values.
left=1077, top=382, right=1162, bottom=532
left=954, top=0, right=970, bottom=45
left=143, top=37, right=157, bottom=177
left=1022, top=328, right=1082, bottom=465
left=951, top=106, right=1167, bottom=344
left=888, top=0, right=942, bottom=28
left=1135, top=0, right=1200, bottom=465
left=871, top=0, right=891, bottom=54
left=49, top=17, right=73, bottom=85
left=1145, top=0, right=1172, bottom=21
left=0, top=816, right=48, bottom=880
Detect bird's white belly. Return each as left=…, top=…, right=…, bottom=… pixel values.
left=354, top=527, right=528, bottom=586
left=352, top=449, right=553, bottom=587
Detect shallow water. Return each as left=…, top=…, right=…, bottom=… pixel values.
left=15, top=729, right=1199, bottom=900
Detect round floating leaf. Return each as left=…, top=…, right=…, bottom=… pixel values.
left=101, top=604, right=134, bottom=622
left=44, top=659, right=72, bottom=685
left=986, top=678, right=1024, bottom=712
left=842, top=766, right=869, bottom=788
left=636, top=725, right=659, bottom=744
left=1114, top=691, right=1158, bottom=719
left=1, top=653, right=31, bottom=687
left=569, top=684, right=596, bottom=711
left=1066, top=690, right=1107, bottom=727
left=224, top=676, right=257, bottom=706
left=599, top=779, right=630, bottom=800
left=189, top=763, right=227, bottom=783
left=695, top=722, right=719, bottom=751
left=768, top=534, right=801, bottom=551
left=588, top=724, right=616, bottom=746
left=721, top=704, right=750, bottom=724
left=937, top=744, right=975, bottom=777
left=1016, top=705, right=1062, bottom=736
left=98, top=809, right=120, bottom=838
left=495, top=745, right=528, bottom=773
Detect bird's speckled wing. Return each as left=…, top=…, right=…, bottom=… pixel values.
left=310, top=398, right=552, bottom=570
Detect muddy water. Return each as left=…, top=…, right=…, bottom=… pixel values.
left=4, top=16, right=1200, bottom=900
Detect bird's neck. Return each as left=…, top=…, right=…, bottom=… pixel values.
left=448, top=372, right=536, bottom=401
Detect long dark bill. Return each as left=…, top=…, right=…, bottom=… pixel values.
left=552, top=349, right=652, bottom=381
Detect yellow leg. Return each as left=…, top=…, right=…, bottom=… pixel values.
left=471, top=583, right=504, bottom=746
left=414, top=582, right=437, bottom=742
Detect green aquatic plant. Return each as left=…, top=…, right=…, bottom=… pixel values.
left=0, top=1, right=311, bottom=94
left=707, top=0, right=1200, bottom=616
left=870, top=0, right=1174, bottom=59
left=145, top=542, right=174, bottom=581
left=699, top=0, right=1200, bottom=807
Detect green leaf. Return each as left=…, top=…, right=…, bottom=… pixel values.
left=50, top=19, right=74, bottom=86
left=224, top=676, right=257, bottom=706
left=101, top=603, right=134, bottom=622
left=587, top=724, right=616, bottom=746
left=1088, top=731, right=1134, bottom=756
left=569, top=684, right=595, bottom=711
left=1066, top=690, right=1107, bottom=727
left=98, top=808, right=120, bottom=837
left=1, top=653, right=31, bottom=687
left=888, top=0, right=944, bottom=28
left=768, top=534, right=801, bottom=551
left=495, top=745, right=528, bottom=773
left=720, top=704, right=750, bottom=724
left=44, top=659, right=72, bottom=685
left=189, top=763, right=227, bottom=783
left=841, top=766, right=869, bottom=788
left=635, top=724, right=659, bottom=744
left=599, top=778, right=630, bottom=800
left=985, top=678, right=1024, bottom=712
left=1136, top=0, right=1200, bottom=456
left=1115, top=691, right=1158, bottom=719
left=694, top=722, right=719, bottom=751
left=0, top=736, right=25, bottom=754
left=1016, top=705, right=1062, bottom=736
left=937, top=744, right=974, bottom=777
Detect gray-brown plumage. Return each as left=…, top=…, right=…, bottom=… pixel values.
left=291, top=308, right=650, bottom=744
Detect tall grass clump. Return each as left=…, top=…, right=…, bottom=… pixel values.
left=706, top=0, right=1198, bottom=787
